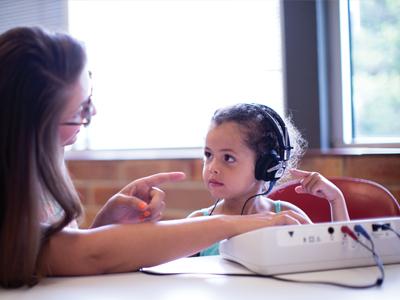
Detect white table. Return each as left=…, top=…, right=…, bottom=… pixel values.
left=1, top=257, right=399, bottom=300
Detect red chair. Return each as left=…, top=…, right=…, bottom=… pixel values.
left=268, top=177, right=400, bottom=223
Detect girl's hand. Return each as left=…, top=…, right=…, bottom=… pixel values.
left=289, top=169, right=343, bottom=203
left=90, top=172, right=186, bottom=227
left=288, top=169, right=350, bottom=221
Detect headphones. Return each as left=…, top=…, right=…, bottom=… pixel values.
left=253, top=104, right=292, bottom=182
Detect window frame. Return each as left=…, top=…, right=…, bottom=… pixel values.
left=329, top=0, right=398, bottom=149
left=283, top=0, right=400, bottom=151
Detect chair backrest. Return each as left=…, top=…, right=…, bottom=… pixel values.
left=268, top=177, right=400, bottom=223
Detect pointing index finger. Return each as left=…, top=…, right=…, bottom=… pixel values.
left=141, top=172, right=186, bottom=187
left=122, top=172, right=186, bottom=196
left=289, top=169, right=311, bottom=179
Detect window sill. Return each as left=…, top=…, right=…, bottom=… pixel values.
left=64, top=147, right=400, bottom=161
left=64, top=148, right=203, bottom=161
left=306, top=148, right=400, bottom=156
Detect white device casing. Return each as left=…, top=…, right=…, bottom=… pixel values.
left=219, top=217, right=400, bottom=275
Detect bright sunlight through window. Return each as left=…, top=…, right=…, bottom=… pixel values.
left=68, top=0, right=284, bottom=150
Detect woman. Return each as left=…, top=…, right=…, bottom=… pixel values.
left=0, top=26, right=309, bottom=288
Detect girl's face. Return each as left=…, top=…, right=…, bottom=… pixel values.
left=58, top=67, right=95, bottom=146
left=202, top=121, right=261, bottom=202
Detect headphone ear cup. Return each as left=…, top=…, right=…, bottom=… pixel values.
left=255, top=150, right=282, bottom=181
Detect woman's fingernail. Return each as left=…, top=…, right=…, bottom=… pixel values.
left=143, top=211, right=151, bottom=217
left=138, top=202, right=147, bottom=210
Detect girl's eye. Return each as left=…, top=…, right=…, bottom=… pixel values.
left=203, top=151, right=212, bottom=160
left=224, top=154, right=235, bottom=163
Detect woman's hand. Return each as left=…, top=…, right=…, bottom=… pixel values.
left=90, top=172, right=186, bottom=227
left=258, top=209, right=311, bottom=225
left=227, top=209, right=311, bottom=237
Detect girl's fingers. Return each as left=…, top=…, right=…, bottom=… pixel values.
left=294, top=171, right=324, bottom=196
left=289, top=168, right=312, bottom=179
left=294, top=185, right=307, bottom=194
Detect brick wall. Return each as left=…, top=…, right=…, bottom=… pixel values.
left=66, top=153, right=400, bottom=228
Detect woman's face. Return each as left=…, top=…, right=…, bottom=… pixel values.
left=58, top=67, right=94, bottom=146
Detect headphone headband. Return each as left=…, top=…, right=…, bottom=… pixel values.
left=256, top=104, right=292, bottom=161
left=253, top=103, right=292, bottom=181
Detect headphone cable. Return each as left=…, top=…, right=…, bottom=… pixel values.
left=240, top=180, right=277, bottom=215
left=208, top=180, right=277, bottom=216
left=208, top=198, right=221, bottom=216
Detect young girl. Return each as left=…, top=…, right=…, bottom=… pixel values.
left=0, top=27, right=311, bottom=288
left=188, top=103, right=349, bottom=256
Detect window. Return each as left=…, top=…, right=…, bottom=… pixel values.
left=2, top=0, right=398, bottom=152
left=0, top=0, right=67, bottom=33
left=68, top=0, right=284, bottom=150
left=337, top=0, right=400, bottom=146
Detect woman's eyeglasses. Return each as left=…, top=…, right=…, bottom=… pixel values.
left=61, top=97, right=94, bottom=127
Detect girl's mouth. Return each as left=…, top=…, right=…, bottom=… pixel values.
left=208, top=179, right=224, bottom=188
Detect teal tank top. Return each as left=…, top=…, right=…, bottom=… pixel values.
left=199, top=200, right=282, bottom=256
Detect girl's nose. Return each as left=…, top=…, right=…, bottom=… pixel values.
left=208, top=160, right=219, bottom=174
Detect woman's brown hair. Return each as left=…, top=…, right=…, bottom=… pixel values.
left=0, top=27, right=85, bottom=288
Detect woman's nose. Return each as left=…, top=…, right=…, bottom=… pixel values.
left=92, top=103, right=97, bottom=116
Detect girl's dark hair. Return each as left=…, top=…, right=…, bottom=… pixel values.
left=0, top=27, right=85, bottom=288
left=211, top=103, right=307, bottom=182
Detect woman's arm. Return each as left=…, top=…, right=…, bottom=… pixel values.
left=42, top=211, right=309, bottom=276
